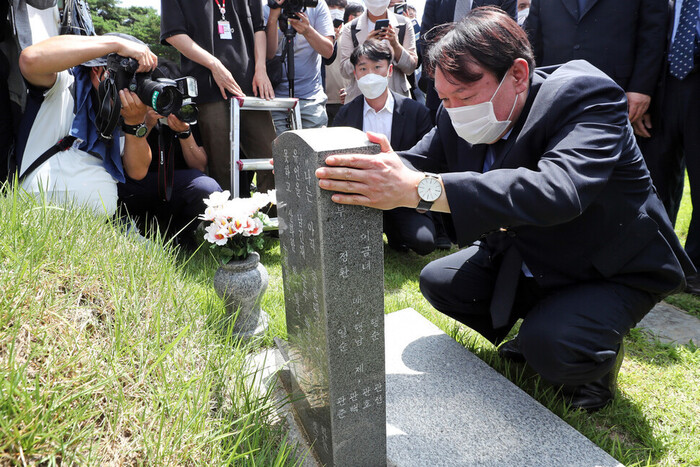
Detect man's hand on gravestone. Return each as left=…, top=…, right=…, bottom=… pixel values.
left=315, top=131, right=423, bottom=210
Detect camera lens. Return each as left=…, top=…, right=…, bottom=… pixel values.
left=137, top=76, right=182, bottom=116
left=175, top=102, right=198, bottom=123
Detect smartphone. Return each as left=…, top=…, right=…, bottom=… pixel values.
left=333, top=18, right=344, bottom=28
left=374, top=19, right=390, bottom=31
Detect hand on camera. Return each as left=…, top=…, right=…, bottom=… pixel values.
left=115, top=39, right=157, bottom=73
left=119, top=89, right=148, bottom=125
left=289, top=11, right=311, bottom=35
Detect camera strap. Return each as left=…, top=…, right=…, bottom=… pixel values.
left=18, top=135, right=78, bottom=182
left=95, top=78, right=121, bottom=142
left=157, top=125, right=175, bottom=202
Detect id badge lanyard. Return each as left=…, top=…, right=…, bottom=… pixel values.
left=214, top=0, right=233, bottom=39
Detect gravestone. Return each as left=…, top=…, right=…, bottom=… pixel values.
left=272, top=127, right=387, bottom=467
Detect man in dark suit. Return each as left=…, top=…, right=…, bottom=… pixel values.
left=636, top=0, right=700, bottom=293
left=524, top=0, right=668, bottom=135
left=333, top=39, right=437, bottom=254
left=420, top=0, right=517, bottom=120
left=317, top=8, right=693, bottom=411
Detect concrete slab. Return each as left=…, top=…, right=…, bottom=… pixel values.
left=385, top=308, right=623, bottom=467
left=637, top=302, right=700, bottom=346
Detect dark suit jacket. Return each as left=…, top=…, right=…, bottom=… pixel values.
left=420, top=0, right=518, bottom=117
left=524, top=0, right=668, bottom=95
left=421, top=0, right=518, bottom=34
left=401, top=60, right=693, bottom=296
left=332, top=91, right=434, bottom=151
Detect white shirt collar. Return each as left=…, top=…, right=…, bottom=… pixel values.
left=363, top=89, right=394, bottom=116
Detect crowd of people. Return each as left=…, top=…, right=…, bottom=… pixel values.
left=2, top=0, right=700, bottom=412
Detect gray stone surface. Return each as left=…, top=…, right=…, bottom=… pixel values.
left=273, top=128, right=387, bottom=467
left=385, top=308, right=624, bottom=467
left=637, top=302, right=700, bottom=346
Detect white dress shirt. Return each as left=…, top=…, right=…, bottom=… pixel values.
left=362, top=90, right=395, bottom=140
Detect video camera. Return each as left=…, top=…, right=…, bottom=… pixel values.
left=107, top=54, right=199, bottom=123
left=272, top=0, right=318, bottom=20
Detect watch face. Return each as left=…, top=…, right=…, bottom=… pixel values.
left=418, top=176, right=442, bottom=202
left=135, top=125, right=148, bottom=137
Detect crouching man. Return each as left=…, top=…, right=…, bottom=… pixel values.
left=316, top=7, right=694, bottom=411
left=17, top=33, right=155, bottom=215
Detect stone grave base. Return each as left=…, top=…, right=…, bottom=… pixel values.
left=251, top=308, right=624, bottom=467
left=385, top=308, right=623, bottom=467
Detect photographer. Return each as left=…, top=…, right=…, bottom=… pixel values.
left=118, top=59, right=222, bottom=249
left=338, top=0, right=417, bottom=104
left=16, top=33, right=155, bottom=216
left=161, top=0, right=276, bottom=195
left=265, top=0, right=334, bottom=133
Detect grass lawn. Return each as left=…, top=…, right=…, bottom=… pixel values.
left=1, top=181, right=699, bottom=466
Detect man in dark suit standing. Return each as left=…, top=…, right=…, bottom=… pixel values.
left=421, top=0, right=517, bottom=120
left=636, top=0, right=700, bottom=293
left=317, top=8, right=693, bottom=411
left=524, top=0, right=668, bottom=135
left=333, top=39, right=437, bottom=254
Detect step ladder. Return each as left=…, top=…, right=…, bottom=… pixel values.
left=229, top=96, right=301, bottom=198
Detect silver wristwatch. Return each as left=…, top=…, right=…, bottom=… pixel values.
left=417, top=172, right=442, bottom=211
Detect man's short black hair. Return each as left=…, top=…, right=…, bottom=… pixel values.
left=327, top=0, right=348, bottom=8
left=424, top=6, right=535, bottom=83
left=344, top=2, right=365, bottom=23
left=350, top=39, right=394, bottom=67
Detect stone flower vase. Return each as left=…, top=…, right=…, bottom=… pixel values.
left=213, top=251, right=269, bottom=338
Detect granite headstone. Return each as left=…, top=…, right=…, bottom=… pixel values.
left=273, top=127, right=387, bottom=467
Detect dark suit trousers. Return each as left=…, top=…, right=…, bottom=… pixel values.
left=384, top=207, right=437, bottom=255
left=419, top=244, right=657, bottom=386
left=118, top=169, right=221, bottom=240
left=638, top=71, right=700, bottom=266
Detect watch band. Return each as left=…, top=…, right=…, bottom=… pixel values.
left=417, top=198, right=433, bottom=211
left=176, top=128, right=192, bottom=139
left=121, top=121, right=147, bottom=137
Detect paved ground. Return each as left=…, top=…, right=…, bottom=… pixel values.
left=637, top=302, right=700, bottom=346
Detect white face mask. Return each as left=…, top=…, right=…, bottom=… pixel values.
left=445, top=72, right=519, bottom=145
left=357, top=72, right=389, bottom=99
left=365, top=0, right=390, bottom=17
left=518, top=8, right=529, bottom=25
left=330, top=8, right=344, bottom=22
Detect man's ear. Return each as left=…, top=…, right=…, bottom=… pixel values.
left=89, top=66, right=103, bottom=90
left=387, top=63, right=393, bottom=78
left=511, top=58, right=529, bottom=95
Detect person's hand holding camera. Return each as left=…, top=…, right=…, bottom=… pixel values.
left=114, top=38, right=157, bottom=73
left=289, top=11, right=311, bottom=35
left=165, top=114, right=190, bottom=134
left=119, top=89, right=148, bottom=125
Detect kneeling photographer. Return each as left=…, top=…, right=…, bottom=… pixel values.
left=265, top=0, right=335, bottom=134
left=17, top=33, right=156, bottom=216
left=118, top=59, right=222, bottom=250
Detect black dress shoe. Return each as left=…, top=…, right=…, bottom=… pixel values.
left=435, top=233, right=452, bottom=250
left=497, top=335, right=526, bottom=362
left=563, top=342, right=625, bottom=412
left=685, top=274, right=700, bottom=296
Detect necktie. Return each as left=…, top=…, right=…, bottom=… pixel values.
left=670, top=0, right=700, bottom=79
left=453, top=0, right=472, bottom=23
left=577, top=0, right=587, bottom=17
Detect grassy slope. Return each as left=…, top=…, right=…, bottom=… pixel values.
left=2, top=180, right=698, bottom=466
left=0, top=189, right=297, bottom=465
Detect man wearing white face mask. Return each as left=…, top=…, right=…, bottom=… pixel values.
left=333, top=39, right=434, bottom=254
left=317, top=8, right=693, bottom=411
left=337, top=0, right=417, bottom=103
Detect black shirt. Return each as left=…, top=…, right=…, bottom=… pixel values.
left=161, top=0, right=265, bottom=104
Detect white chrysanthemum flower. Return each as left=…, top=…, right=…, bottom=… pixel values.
left=203, top=190, right=231, bottom=208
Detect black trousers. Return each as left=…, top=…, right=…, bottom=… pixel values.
left=384, top=207, right=436, bottom=256
left=419, top=244, right=657, bottom=386
left=638, top=71, right=700, bottom=265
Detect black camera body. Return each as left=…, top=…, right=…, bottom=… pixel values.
left=279, top=0, right=318, bottom=20
left=106, top=54, right=198, bottom=123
